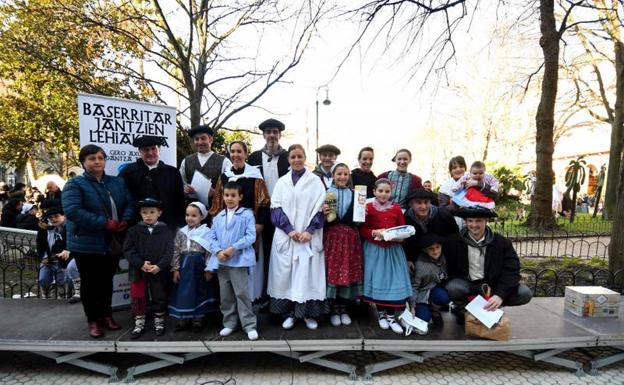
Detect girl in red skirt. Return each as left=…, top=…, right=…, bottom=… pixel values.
left=323, top=163, right=363, bottom=327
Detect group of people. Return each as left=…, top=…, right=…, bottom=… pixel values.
left=42, top=117, right=531, bottom=340
left=0, top=180, right=80, bottom=302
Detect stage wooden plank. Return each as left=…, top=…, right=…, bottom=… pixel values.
left=0, top=299, right=117, bottom=352
left=532, top=297, right=624, bottom=347
left=362, top=298, right=597, bottom=351
left=116, top=312, right=364, bottom=353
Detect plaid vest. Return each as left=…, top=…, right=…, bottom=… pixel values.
left=184, top=153, right=225, bottom=186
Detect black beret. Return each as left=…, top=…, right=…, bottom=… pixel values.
left=132, top=135, right=165, bottom=148
left=187, top=125, right=214, bottom=137
left=453, top=207, right=498, bottom=219
left=137, top=198, right=165, bottom=209
left=258, top=118, right=285, bottom=132
left=405, top=188, right=438, bottom=202
left=418, top=233, right=445, bottom=250
left=315, top=144, right=341, bottom=156
left=43, top=206, right=64, bottom=217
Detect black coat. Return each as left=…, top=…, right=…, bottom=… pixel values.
left=123, top=222, right=174, bottom=281
left=403, top=207, right=459, bottom=262
left=443, top=231, right=521, bottom=302
left=248, top=150, right=290, bottom=179
left=16, top=213, right=39, bottom=231
left=118, top=159, right=185, bottom=231
left=36, top=224, right=70, bottom=268
left=350, top=168, right=376, bottom=199
left=1, top=204, right=21, bottom=228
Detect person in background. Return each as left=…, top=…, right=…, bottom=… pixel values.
left=451, top=161, right=499, bottom=209
left=438, top=156, right=468, bottom=210
left=119, top=135, right=185, bottom=232
left=37, top=205, right=72, bottom=299
left=377, top=149, right=422, bottom=210
left=179, top=125, right=232, bottom=209
left=16, top=203, right=39, bottom=231
left=313, top=144, right=341, bottom=189
left=248, top=119, right=290, bottom=303
left=351, top=147, right=376, bottom=199
left=1, top=198, right=23, bottom=228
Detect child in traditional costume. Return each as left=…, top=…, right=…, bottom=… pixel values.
left=323, top=163, right=363, bottom=326
left=169, top=201, right=218, bottom=332
left=206, top=181, right=259, bottom=340
left=124, top=198, right=173, bottom=338
left=360, top=179, right=412, bottom=334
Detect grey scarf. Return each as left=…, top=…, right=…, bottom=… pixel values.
left=460, top=226, right=494, bottom=256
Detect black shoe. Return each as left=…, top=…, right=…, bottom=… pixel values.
left=155, top=326, right=165, bottom=337
left=191, top=318, right=204, bottom=333
left=431, top=312, right=444, bottom=327
left=175, top=319, right=191, bottom=332
left=451, top=308, right=465, bottom=325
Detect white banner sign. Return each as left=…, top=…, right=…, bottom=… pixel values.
left=77, top=93, right=177, bottom=175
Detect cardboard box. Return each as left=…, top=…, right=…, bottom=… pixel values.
left=564, top=286, right=620, bottom=318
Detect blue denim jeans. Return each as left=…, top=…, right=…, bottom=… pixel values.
left=414, top=286, right=450, bottom=322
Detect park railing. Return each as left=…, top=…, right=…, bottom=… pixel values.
left=0, top=227, right=619, bottom=300
left=491, top=213, right=612, bottom=236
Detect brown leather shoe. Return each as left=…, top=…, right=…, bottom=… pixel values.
left=102, top=316, right=122, bottom=330
left=88, top=322, right=104, bottom=338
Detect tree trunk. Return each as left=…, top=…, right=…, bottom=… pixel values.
left=527, top=0, right=557, bottom=231
left=604, top=40, right=624, bottom=219
left=608, top=157, right=624, bottom=274
left=570, top=188, right=577, bottom=223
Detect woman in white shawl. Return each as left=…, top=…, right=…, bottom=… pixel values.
left=268, top=144, right=329, bottom=330
left=209, top=141, right=271, bottom=302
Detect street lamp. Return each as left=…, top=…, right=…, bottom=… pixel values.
left=315, top=85, right=331, bottom=164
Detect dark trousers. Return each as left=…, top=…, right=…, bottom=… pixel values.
left=445, top=278, right=533, bottom=307
left=145, top=273, right=168, bottom=315
left=74, top=252, right=118, bottom=322
left=415, top=287, right=450, bottom=322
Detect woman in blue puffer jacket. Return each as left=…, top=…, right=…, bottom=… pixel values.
left=62, top=144, right=135, bottom=338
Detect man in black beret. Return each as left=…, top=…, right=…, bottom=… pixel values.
left=248, top=118, right=289, bottom=195
left=313, top=144, right=341, bottom=189
left=403, top=188, right=459, bottom=266
left=179, top=124, right=232, bottom=204
left=248, top=118, right=289, bottom=304
left=443, top=207, right=532, bottom=323
left=119, top=135, right=185, bottom=232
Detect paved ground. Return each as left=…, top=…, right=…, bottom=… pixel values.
left=1, top=349, right=623, bottom=385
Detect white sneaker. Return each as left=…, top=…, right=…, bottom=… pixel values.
left=304, top=317, right=318, bottom=330
left=387, top=316, right=404, bottom=334
left=282, top=316, right=295, bottom=330
left=378, top=312, right=390, bottom=330
left=330, top=314, right=341, bottom=327
left=340, top=313, right=352, bottom=326
left=219, top=327, right=234, bottom=337
left=247, top=330, right=259, bottom=340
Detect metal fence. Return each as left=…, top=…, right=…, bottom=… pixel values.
left=491, top=214, right=612, bottom=236
left=1, top=224, right=621, bottom=299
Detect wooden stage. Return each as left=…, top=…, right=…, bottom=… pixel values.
left=0, top=297, right=622, bottom=381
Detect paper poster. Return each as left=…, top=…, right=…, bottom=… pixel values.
left=77, top=93, right=177, bottom=175
left=353, top=185, right=367, bottom=223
